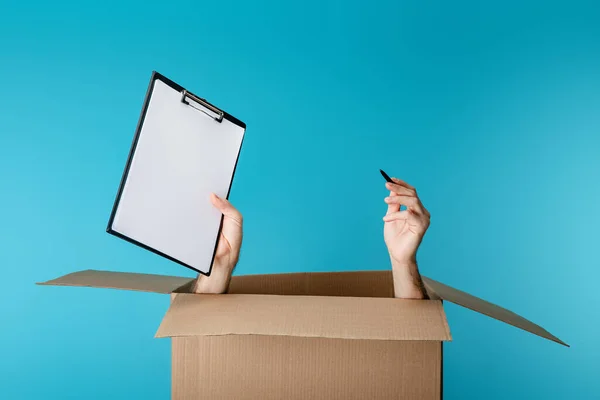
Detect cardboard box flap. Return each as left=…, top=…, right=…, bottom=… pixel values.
left=422, top=277, right=568, bottom=347
left=155, top=293, right=452, bottom=341
left=228, top=270, right=402, bottom=298
left=37, top=269, right=194, bottom=294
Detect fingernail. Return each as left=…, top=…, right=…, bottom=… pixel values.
left=384, top=197, right=391, bottom=202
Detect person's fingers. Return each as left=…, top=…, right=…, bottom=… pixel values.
left=382, top=210, right=409, bottom=222
left=384, top=194, right=424, bottom=213
left=387, top=190, right=400, bottom=214
left=211, top=194, right=243, bottom=256
left=210, top=193, right=243, bottom=226
left=385, top=181, right=415, bottom=197
left=384, top=177, right=429, bottom=217
left=384, top=195, right=418, bottom=205
left=422, top=205, right=431, bottom=218
left=385, top=182, right=414, bottom=214
left=383, top=210, right=424, bottom=224
left=383, top=210, right=428, bottom=233
left=391, top=177, right=416, bottom=191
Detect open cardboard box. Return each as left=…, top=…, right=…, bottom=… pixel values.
left=38, top=269, right=567, bottom=399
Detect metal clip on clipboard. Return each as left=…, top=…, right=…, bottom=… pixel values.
left=181, top=90, right=224, bottom=123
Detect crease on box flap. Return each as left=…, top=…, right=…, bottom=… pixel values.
left=422, top=277, right=568, bottom=347
left=36, top=269, right=194, bottom=294
left=155, top=293, right=452, bottom=341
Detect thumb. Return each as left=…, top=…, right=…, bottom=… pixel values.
left=210, top=193, right=242, bottom=224
left=386, top=191, right=400, bottom=215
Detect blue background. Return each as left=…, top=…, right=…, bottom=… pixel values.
left=1, top=0, right=598, bottom=398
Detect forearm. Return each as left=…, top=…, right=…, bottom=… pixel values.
left=391, top=259, right=429, bottom=299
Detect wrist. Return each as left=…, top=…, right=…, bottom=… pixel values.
left=390, top=257, right=427, bottom=299
left=391, top=257, right=417, bottom=270
left=193, top=260, right=235, bottom=294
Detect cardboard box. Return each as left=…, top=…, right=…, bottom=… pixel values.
left=38, top=269, right=567, bottom=399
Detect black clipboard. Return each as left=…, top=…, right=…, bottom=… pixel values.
left=106, top=71, right=246, bottom=276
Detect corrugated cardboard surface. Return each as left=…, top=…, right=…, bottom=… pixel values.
left=423, top=277, right=568, bottom=346
left=157, top=293, right=452, bottom=341
left=228, top=269, right=438, bottom=299
left=227, top=270, right=397, bottom=297
left=36, top=269, right=193, bottom=294
left=172, top=335, right=442, bottom=400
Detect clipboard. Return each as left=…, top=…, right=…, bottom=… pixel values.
left=107, top=71, right=246, bottom=276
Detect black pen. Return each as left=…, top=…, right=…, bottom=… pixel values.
left=380, top=169, right=394, bottom=184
